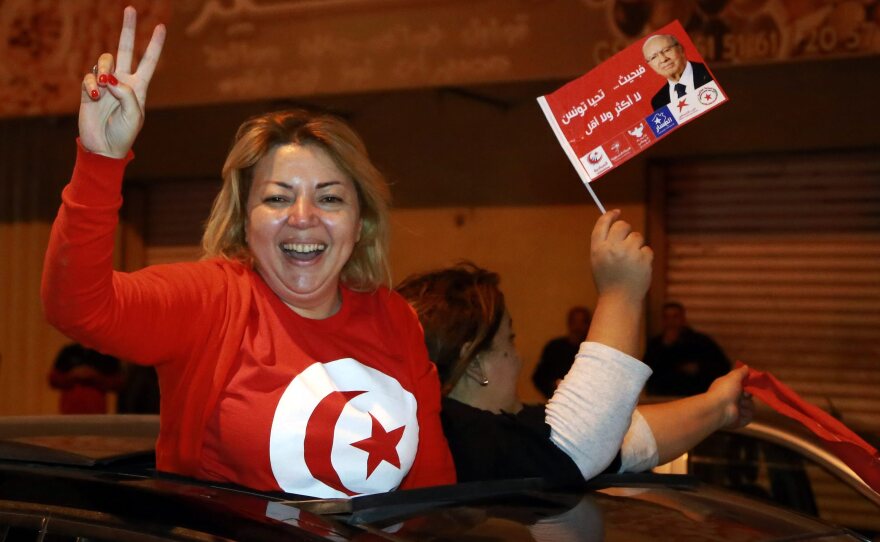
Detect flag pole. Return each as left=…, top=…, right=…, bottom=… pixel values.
left=583, top=180, right=606, bottom=214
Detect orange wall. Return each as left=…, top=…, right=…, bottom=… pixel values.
left=389, top=204, right=645, bottom=404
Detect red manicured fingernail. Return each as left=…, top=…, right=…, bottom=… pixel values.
left=89, top=89, right=99, bottom=100
left=108, top=74, right=118, bottom=86
left=98, top=74, right=108, bottom=85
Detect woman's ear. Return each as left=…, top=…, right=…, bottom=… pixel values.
left=464, top=357, right=489, bottom=386
left=458, top=340, right=475, bottom=364
left=456, top=341, right=488, bottom=387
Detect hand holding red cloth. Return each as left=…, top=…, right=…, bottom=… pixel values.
left=738, top=363, right=880, bottom=494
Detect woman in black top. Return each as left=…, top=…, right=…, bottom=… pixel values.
left=397, top=210, right=754, bottom=482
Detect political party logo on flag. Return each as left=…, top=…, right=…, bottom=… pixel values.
left=672, top=94, right=701, bottom=122
left=648, top=109, right=678, bottom=138
left=586, top=149, right=604, bottom=164
left=626, top=120, right=654, bottom=149
left=605, top=134, right=634, bottom=164
left=579, top=146, right=612, bottom=179
left=699, top=87, right=719, bottom=105
left=676, top=97, right=689, bottom=112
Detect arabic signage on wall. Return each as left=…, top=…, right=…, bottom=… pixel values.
left=1, top=0, right=878, bottom=118
left=587, top=0, right=880, bottom=65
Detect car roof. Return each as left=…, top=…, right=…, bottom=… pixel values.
left=643, top=397, right=880, bottom=509
left=0, top=415, right=870, bottom=541
left=277, top=474, right=870, bottom=541
left=724, top=406, right=880, bottom=509
left=0, top=414, right=159, bottom=467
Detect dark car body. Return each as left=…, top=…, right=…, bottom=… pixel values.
left=0, top=415, right=871, bottom=541
left=653, top=406, right=880, bottom=539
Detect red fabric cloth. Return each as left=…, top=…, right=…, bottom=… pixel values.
left=740, top=363, right=880, bottom=494
left=42, top=141, right=456, bottom=495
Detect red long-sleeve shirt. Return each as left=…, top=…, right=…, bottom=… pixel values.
left=42, top=141, right=455, bottom=496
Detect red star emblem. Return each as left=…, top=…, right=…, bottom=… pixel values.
left=677, top=98, right=688, bottom=111
left=351, top=413, right=405, bottom=478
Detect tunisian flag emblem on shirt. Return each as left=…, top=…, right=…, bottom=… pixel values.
left=269, top=358, right=419, bottom=497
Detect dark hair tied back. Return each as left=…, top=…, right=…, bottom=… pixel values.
left=396, top=262, right=505, bottom=395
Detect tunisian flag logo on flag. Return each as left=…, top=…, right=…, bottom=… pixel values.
left=269, top=358, right=419, bottom=497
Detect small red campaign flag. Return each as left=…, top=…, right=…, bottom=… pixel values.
left=537, top=20, right=727, bottom=212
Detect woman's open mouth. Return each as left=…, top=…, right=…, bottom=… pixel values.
left=280, top=242, right=327, bottom=262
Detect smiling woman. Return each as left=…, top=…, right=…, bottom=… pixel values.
left=40, top=7, right=454, bottom=497
left=202, top=113, right=388, bottom=319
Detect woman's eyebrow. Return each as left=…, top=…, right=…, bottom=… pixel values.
left=265, top=180, right=344, bottom=190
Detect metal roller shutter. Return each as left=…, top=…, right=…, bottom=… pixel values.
left=138, top=179, right=220, bottom=265
left=654, top=151, right=880, bottom=431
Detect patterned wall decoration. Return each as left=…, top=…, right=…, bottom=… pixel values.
left=0, top=0, right=172, bottom=117
left=1, top=1, right=878, bottom=117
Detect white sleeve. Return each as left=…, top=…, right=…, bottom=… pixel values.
left=546, top=341, right=652, bottom=480
left=618, top=408, right=659, bottom=472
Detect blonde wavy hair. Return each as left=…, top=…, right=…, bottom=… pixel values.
left=202, top=109, right=392, bottom=291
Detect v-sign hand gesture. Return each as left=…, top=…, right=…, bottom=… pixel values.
left=79, top=7, right=166, bottom=159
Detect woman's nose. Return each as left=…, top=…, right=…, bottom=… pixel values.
left=287, top=198, right=319, bottom=228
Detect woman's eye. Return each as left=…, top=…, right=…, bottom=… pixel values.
left=320, top=195, right=343, bottom=204
left=264, top=195, right=288, bottom=204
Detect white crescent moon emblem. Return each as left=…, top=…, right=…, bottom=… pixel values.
left=269, top=358, right=419, bottom=497
left=303, top=390, right=365, bottom=496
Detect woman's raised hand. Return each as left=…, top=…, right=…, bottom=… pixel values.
left=79, top=7, right=166, bottom=158
left=590, top=209, right=653, bottom=304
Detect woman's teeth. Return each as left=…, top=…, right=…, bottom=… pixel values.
left=281, top=242, right=327, bottom=257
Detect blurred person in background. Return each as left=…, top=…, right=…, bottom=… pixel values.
left=532, top=305, right=592, bottom=399
left=644, top=301, right=731, bottom=397
left=48, top=343, right=123, bottom=414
